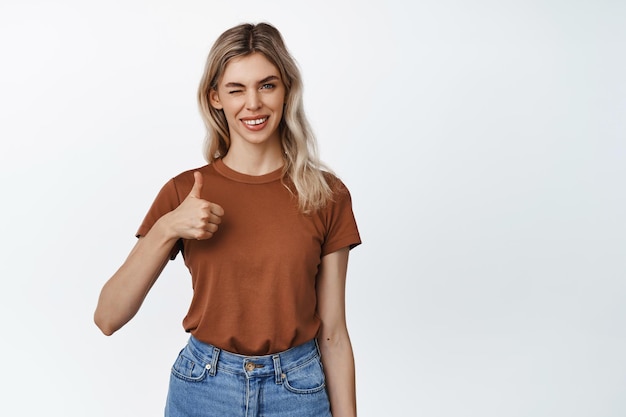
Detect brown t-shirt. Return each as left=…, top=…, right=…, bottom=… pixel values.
left=136, top=159, right=361, bottom=355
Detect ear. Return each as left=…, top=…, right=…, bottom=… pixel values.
left=209, top=89, right=223, bottom=110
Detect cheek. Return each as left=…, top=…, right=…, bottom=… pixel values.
left=271, top=95, right=286, bottom=113
left=222, top=100, right=243, bottom=119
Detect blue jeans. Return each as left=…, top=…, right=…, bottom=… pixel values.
left=164, top=335, right=332, bottom=417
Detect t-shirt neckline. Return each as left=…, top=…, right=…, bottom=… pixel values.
left=213, top=158, right=285, bottom=184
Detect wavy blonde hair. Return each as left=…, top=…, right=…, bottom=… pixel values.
left=197, top=23, right=332, bottom=213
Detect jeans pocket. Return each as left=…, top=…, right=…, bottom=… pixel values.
left=282, top=356, right=326, bottom=394
left=170, top=346, right=209, bottom=383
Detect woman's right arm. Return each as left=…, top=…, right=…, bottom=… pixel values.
left=94, top=219, right=177, bottom=336
left=94, top=171, right=223, bottom=335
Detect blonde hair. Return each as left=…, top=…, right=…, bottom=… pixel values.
left=197, top=23, right=332, bottom=213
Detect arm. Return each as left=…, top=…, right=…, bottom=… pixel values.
left=93, top=221, right=177, bottom=336
left=94, top=171, right=223, bottom=335
left=316, top=247, right=357, bottom=417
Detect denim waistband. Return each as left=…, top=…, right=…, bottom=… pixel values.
left=186, top=335, right=320, bottom=382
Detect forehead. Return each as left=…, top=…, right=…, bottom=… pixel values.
left=220, top=52, right=280, bottom=84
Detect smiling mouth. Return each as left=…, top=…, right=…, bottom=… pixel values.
left=242, top=117, right=268, bottom=126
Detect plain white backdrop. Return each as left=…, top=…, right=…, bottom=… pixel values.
left=1, top=0, right=624, bottom=416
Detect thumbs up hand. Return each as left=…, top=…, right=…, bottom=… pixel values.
left=164, top=171, right=224, bottom=240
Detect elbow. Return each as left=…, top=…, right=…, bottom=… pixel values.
left=93, top=311, right=116, bottom=336
left=317, top=326, right=351, bottom=350
left=99, top=326, right=115, bottom=337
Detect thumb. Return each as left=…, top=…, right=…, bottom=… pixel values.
left=188, top=171, right=203, bottom=198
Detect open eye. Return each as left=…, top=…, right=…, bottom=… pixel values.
left=260, top=83, right=275, bottom=90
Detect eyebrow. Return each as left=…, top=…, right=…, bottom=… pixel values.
left=224, top=75, right=280, bottom=88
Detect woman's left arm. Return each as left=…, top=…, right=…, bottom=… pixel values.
left=316, top=247, right=357, bottom=417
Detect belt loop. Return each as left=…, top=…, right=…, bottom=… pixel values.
left=209, top=346, right=220, bottom=377
left=272, top=354, right=283, bottom=384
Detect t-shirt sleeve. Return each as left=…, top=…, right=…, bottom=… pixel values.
left=135, top=178, right=183, bottom=260
left=321, top=180, right=362, bottom=257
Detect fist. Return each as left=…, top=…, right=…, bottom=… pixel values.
left=167, top=171, right=224, bottom=240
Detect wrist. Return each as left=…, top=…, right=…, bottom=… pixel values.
left=152, top=212, right=180, bottom=243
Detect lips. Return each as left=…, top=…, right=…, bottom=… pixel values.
left=242, top=117, right=268, bottom=125
left=241, top=116, right=269, bottom=131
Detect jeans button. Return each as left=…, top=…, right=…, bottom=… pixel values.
left=245, top=362, right=255, bottom=371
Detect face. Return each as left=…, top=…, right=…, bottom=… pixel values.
left=210, top=53, right=286, bottom=150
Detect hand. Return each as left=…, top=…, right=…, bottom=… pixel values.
left=164, top=171, right=224, bottom=240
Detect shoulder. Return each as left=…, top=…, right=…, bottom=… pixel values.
left=170, top=163, right=212, bottom=186
left=150, top=164, right=210, bottom=200
left=171, top=164, right=212, bottom=181
left=322, top=170, right=351, bottom=198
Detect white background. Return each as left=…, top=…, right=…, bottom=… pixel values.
left=1, top=0, right=625, bottom=416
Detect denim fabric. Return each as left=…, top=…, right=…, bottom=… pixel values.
left=164, top=336, right=332, bottom=417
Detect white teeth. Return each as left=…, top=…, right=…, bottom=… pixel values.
left=243, top=117, right=267, bottom=126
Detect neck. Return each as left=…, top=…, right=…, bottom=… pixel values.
left=222, top=141, right=284, bottom=176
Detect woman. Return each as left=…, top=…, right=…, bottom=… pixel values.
left=94, top=22, right=361, bottom=417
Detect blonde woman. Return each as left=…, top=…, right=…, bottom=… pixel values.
left=95, top=22, right=361, bottom=417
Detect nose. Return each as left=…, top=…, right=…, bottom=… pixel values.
left=245, top=90, right=261, bottom=110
